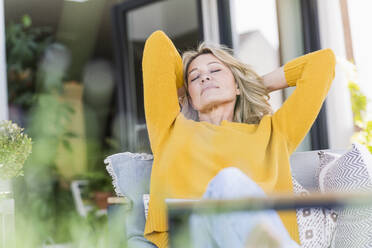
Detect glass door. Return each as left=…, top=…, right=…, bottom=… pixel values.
left=111, top=0, right=203, bottom=153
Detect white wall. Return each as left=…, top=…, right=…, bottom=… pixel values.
left=236, top=31, right=282, bottom=112
left=231, top=0, right=282, bottom=112
left=0, top=0, right=8, bottom=121
left=317, top=0, right=354, bottom=150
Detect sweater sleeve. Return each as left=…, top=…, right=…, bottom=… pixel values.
left=272, top=49, right=336, bottom=154
left=142, top=30, right=183, bottom=153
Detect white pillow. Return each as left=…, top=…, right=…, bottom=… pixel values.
left=316, top=151, right=341, bottom=191
left=293, top=178, right=337, bottom=248
left=317, top=143, right=372, bottom=248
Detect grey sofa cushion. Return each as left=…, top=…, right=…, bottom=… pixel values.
left=104, top=152, right=156, bottom=248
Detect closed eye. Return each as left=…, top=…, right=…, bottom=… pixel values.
left=190, top=75, right=200, bottom=82
left=211, top=69, right=221, bottom=73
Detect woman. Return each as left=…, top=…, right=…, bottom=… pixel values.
left=142, top=30, right=336, bottom=248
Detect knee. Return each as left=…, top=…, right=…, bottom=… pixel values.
left=204, top=167, right=265, bottom=199
left=213, top=167, right=249, bottom=186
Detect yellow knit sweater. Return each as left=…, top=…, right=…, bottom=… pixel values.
left=142, top=30, right=336, bottom=248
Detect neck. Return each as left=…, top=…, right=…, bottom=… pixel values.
left=198, top=101, right=235, bottom=125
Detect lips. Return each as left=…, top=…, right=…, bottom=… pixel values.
left=201, top=85, right=219, bottom=95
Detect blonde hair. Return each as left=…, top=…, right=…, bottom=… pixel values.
left=181, top=43, right=273, bottom=124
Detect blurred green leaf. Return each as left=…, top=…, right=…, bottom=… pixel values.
left=349, top=81, right=372, bottom=153
left=5, top=14, right=54, bottom=109
left=348, top=81, right=368, bottom=123
left=62, top=139, right=72, bottom=152
left=22, top=15, right=32, bottom=28
left=65, top=105, right=75, bottom=114
left=64, top=131, right=78, bottom=138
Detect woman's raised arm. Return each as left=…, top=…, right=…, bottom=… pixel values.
left=272, top=49, right=336, bottom=154
left=142, top=30, right=183, bottom=153
left=261, top=66, right=288, bottom=93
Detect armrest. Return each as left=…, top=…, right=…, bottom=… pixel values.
left=108, top=196, right=131, bottom=205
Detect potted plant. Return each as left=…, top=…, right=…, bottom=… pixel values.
left=6, top=15, right=53, bottom=124
left=77, top=171, right=113, bottom=210
left=0, top=120, right=32, bottom=196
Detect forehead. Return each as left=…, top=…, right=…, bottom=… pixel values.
left=188, top=54, right=223, bottom=72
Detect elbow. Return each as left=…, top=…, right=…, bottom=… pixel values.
left=313, top=48, right=336, bottom=64
left=144, top=30, right=167, bottom=51
left=147, top=30, right=166, bottom=42
left=323, top=48, right=336, bottom=68
left=142, top=30, right=167, bottom=69
left=319, top=48, right=336, bottom=80
left=143, top=30, right=165, bottom=56
left=324, top=48, right=336, bottom=66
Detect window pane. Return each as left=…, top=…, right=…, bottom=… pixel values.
left=124, top=0, right=201, bottom=152
left=231, top=0, right=283, bottom=111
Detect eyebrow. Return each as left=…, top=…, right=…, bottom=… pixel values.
left=188, top=61, right=222, bottom=75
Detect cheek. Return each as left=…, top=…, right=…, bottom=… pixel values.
left=216, top=69, right=234, bottom=83
left=220, top=73, right=237, bottom=95
left=187, top=84, right=200, bottom=105
left=227, top=71, right=236, bottom=86
left=188, top=84, right=197, bottom=98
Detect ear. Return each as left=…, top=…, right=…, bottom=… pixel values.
left=177, top=85, right=186, bottom=99
left=236, top=86, right=241, bottom=95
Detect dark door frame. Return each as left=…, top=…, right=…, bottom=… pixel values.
left=111, top=0, right=204, bottom=151
left=300, top=0, right=329, bottom=150
left=216, top=0, right=233, bottom=48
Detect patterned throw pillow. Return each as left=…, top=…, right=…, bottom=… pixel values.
left=316, top=151, right=341, bottom=191
left=293, top=178, right=337, bottom=248
left=317, top=143, right=372, bottom=248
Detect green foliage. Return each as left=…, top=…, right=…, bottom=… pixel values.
left=77, top=170, right=113, bottom=193
left=348, top=81, right=372, bottom=153
left=6, top=14, right=53, bottom=108
left=14, top=183, right=110, bottom=247
left=0, top=120, right=32, bottom=179
left=348, top=82, right=368, bottom=124
left=13, top=92, right=82, bottom=246
left=6, top=14, right=114, bottom=248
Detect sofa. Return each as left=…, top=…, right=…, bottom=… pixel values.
left=105, top=149, right=347, bottom=248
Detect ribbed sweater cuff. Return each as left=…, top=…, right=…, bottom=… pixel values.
left=144, top=208, right=168, bottom=234
left=144, top=231, right=169, bottom=248
left=283, top=57, right=307, bottom=87
left=144, top=202, right=169, bottom=247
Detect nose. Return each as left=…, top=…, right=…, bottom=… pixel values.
left=201, top=74, right=211, bottom=83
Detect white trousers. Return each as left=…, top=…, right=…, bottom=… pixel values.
left=190, top=167, right=300, bottom=248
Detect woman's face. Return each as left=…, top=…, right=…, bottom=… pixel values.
left=187, top=53, right=239, bottom=112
